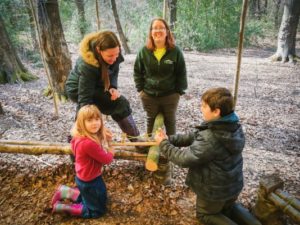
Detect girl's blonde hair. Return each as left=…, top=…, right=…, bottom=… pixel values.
left=71, top=105, right=109, bottom=147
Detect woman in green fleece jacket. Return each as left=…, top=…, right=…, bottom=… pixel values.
left=66, top=31, right=141, bottom=144
left=133, top=18, right=187, bottom=137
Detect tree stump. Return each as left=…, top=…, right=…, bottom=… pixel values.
left=253, top=174, right=300, bottom=225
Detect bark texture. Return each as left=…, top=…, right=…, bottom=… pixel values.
left=111, top=0, right=131, bottom=54
left=271, top=0, right=300, bottom=62
left=0, top=14, right=34, bottom=84
left=36, top=0, right=72, bottom=96
left=75, top=0, right=87, bottom=37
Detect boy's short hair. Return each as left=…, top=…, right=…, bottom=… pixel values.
left=201, top=87, right=234, bottom=117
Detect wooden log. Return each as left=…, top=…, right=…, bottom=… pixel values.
left=253, top=174, right=300, bottom=225
left=0, top=139, right=69, bottom=146
left=269, top=192, right=300, bottom=223
left=145, top=113, right=164, bottom=171
left=0, top=143, right=72, bottom=155
left=0, top=143, right=146, bottom=162
left=145, top=145, right=160, bottom=171
left=0, top=139, right=156, bottom=147
left=275, top=189, right=300, bottom=211
left=253, top=174, right=285, bottom=225
left=114, top=150, right=147, bottom=162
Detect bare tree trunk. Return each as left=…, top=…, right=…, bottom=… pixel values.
left=111, top=0, right=131, bottom=54
left=257, top=0, right=261, bottom=18
left=0, top=102, right=3, bottom=115
left=169, top=0, right=177, bottom=31
left=75, top=0, right=87, bottom=37
left=0, top=14, right=35, bottom=84
left=36, top=0, right=72, bottom=97
left=260, top=0, right=268, bottom=14
left=274, top=0, right=282, bottom=29
left=271, top=0, right=300, bottom=62
left=163, top=0, right=169, bottom=21
left=24, top=0, right=39, bottom=50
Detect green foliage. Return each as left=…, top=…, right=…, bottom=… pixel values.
left=58, top=0, right=86, bottom=43
left=0, top=0, right=283, bottom=67
left=174, top=0, right=242, bottom=51
left=117, top=0, right=163, bottom=51
left=0, top=0, right=32, bottom=50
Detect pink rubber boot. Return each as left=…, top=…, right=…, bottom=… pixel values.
left=52, top=202, right=83, bottom=216
left=51, top=185, right=80, bottom=206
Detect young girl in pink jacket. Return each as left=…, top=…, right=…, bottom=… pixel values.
left=51, top=104, right=114, bottom=218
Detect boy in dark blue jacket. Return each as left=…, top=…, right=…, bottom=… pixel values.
left=155, top=87, right=245, bottom=225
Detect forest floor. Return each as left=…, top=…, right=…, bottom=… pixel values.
left=0, top=47, right=299, bottom=225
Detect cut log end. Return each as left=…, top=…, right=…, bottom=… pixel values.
left=145, top=160, right=158, bottom=171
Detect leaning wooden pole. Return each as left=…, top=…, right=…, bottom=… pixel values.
left=145, top=113, right=164, bottom=171
left=233, top=0, right=248, bottom=108
left=95, top=0, right=100, bottom=30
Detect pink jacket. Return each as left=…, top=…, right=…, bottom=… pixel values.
left=71, top=137, right=113, bottom=182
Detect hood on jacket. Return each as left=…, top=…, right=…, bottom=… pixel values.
left=79, top=32, right=101, bottom=68
left=197, top=112, right=245, bottom=155
left=78, top=32, right=125, bottom=69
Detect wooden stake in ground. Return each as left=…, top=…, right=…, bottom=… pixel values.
left=233, top=0, right=248, bottom=108
left=145, top=113, right=164, bottom=171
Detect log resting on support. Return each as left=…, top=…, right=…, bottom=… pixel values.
left=0, top=141, right=148, bottom=162
left=253, top=174, right=300, bottom=225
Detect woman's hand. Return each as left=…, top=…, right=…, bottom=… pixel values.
left=109, top=88, right=120, bottom=101
left=154, top=128, right=168, bottom=144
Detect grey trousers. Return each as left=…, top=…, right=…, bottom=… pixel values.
left=140, top=92, right=180, bottom=136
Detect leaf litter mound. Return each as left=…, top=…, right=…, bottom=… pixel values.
left=0, top=48, right=299, bottom=225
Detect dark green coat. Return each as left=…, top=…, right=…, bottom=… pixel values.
left=65, top=32, right=130, bottom=121
left=65, top=55, right=124, bottom=107
left=159, top=112, right=245, bottom=201
left=133, top=46, right=187, bottom=97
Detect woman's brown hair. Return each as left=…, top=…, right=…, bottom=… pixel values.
left=71, top=105, right=109, bottom=148
left=93, top=31, right=121, bottom=91
left=146, top=18, right=175, bottom=51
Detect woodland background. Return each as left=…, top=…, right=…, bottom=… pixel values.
left=0, top=0, right=299, bottom=225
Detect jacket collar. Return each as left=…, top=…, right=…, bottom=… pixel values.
left=196, top=112, right=239, bottom=130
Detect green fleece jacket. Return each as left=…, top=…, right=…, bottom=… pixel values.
left=159, top=112, right=245, bottom=201
left=133, top=46, right=187, bottom=97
